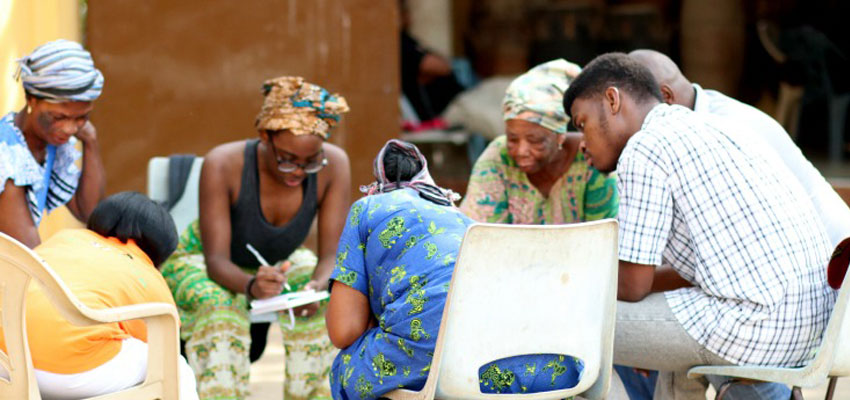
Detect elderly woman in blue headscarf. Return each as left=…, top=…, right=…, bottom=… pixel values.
left=0, top=39, right=106, bottom=248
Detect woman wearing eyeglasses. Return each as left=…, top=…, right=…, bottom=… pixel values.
left=160, top=76, right=351, bottom=400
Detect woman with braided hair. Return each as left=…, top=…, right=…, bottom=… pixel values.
left=161, top=76, right=351, bottom=399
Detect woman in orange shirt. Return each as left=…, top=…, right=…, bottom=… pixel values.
left=0, top=192, right=198, bottom=399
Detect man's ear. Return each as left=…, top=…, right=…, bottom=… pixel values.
left=604, top=87, right=621, bottom=115
left=660, top=85, right=675, bottom=105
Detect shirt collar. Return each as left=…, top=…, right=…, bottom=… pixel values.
left=639, top=102, right=671, bottom=131
left=692, top=83, right=709, bottom=114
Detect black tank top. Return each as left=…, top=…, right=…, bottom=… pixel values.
left=229, top=139, right=318, bottom=268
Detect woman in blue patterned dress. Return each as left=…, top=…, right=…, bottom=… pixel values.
left=325, top=140, right=582, bottom=399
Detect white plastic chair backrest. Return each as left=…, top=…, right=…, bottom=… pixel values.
left=146, top=156, right=280, bottom=325
left=431, top=220, right=619, bottom=399
left=147, top=156, right=204, bottom=236
left=826, top=263, right=850, bottom=377
left=0, top=232, right=180, bottom=400
left=0, top=234, right=42, bottom=398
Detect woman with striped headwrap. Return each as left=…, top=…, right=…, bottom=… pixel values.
left=0, top=39, right=106, bottom=248
left=160, top=76, right=351, bottom=399
left=459, top=59, right=617, bottom=225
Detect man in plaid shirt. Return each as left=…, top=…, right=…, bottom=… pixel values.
left=564, top=53, right=836, bottom=400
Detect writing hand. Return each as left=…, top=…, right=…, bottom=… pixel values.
left=253, top=264, right=286, bottom=299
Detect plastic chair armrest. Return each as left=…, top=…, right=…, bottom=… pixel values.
left=76, top=302, right=179, bottom=325
left=687, top=364, right=820, bottom=387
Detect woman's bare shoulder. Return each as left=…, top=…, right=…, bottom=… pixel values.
left=316, top=142, right=351, bottom=194
left=320, top=142, right=350, bottom=177
left=204, top=140, right=249, bottom=172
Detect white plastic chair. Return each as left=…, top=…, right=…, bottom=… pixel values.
left=146, top=156, right=205, bottom=238
left=146, top=156, right=278, bottom=324
left=687, top=259, right=850, bottom=399
left=385, top=220, right=619, bottom=400
left=0, top=231, right=181, bottom=400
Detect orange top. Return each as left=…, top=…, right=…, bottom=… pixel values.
left=0, top=229, right=175, bottom=374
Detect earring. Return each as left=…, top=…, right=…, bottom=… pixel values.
left=26, top=105, right=32, bottom=114
left=558, top=141, right=563, bottom=150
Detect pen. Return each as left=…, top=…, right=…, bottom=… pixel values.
left=246, top=243, right=291, bottom=291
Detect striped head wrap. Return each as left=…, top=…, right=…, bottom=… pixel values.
left=502, top=58, right=582, bottom=135
left=360, top=139, right=460, bottom=207
left=15, top=39, right=104, bottom=102
left=255, top=76, right=349, bottom=139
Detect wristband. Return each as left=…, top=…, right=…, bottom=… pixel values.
left=245, top=276, right=257, bottom=305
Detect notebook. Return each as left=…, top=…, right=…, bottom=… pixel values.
left=250, top=290, right=330, bottom=316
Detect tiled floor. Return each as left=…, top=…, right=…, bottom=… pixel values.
left=247, top=325, right=849, bottom=400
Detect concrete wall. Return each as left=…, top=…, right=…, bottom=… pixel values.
left=86, top=0, right=400, bottom=201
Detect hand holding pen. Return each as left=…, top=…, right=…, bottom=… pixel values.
left=246, top=244, right=291, bottom=298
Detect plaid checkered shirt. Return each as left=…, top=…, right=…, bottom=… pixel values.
left=617, top=103, right=836, bottom=367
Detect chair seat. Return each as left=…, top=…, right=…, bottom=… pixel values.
left=688, top=364, right=822, bottom=389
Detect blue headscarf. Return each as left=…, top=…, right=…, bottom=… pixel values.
left=15, top=39, right=104, bottom=102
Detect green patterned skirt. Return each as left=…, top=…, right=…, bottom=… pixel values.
left=161, top=220, right=336, bottom=400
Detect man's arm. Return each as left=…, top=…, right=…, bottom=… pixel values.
left=619, top=261, right=693, bottom=302
left=651, top=265, right=693, bottom=292
left=66, top=121, right=105, bottom=221
left=418, top=53, right=453, bottom=84
left=618, top=261, right=655, bottom=302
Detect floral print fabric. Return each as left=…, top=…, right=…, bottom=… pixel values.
left=460, top=136, right=618, bottom=225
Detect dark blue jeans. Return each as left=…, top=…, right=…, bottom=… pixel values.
left=615, top=366, right=791, bottom=400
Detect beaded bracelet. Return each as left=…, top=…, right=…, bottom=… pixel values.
left=245, top=276, right=257, bottom=304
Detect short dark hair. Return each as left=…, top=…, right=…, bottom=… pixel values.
left=86, top=191, right=178, bottom=267
left=563, top=52, right=663, bottom=118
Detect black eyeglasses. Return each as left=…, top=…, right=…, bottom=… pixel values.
left=270, top=145, right=327, bottom=174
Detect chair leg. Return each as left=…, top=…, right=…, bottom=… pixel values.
left=715, top=380, right=735, bottom=400
left=825, top=377, right=838, bottom=400
left=791, top=386, right=804, bottom=400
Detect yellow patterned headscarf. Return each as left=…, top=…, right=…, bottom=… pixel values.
left=502, top=59, right=582, bottom=135
left=255, top=76, right=349, bottom=139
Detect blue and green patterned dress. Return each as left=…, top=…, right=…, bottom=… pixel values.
left=328, top=188, right=582, bottom=399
